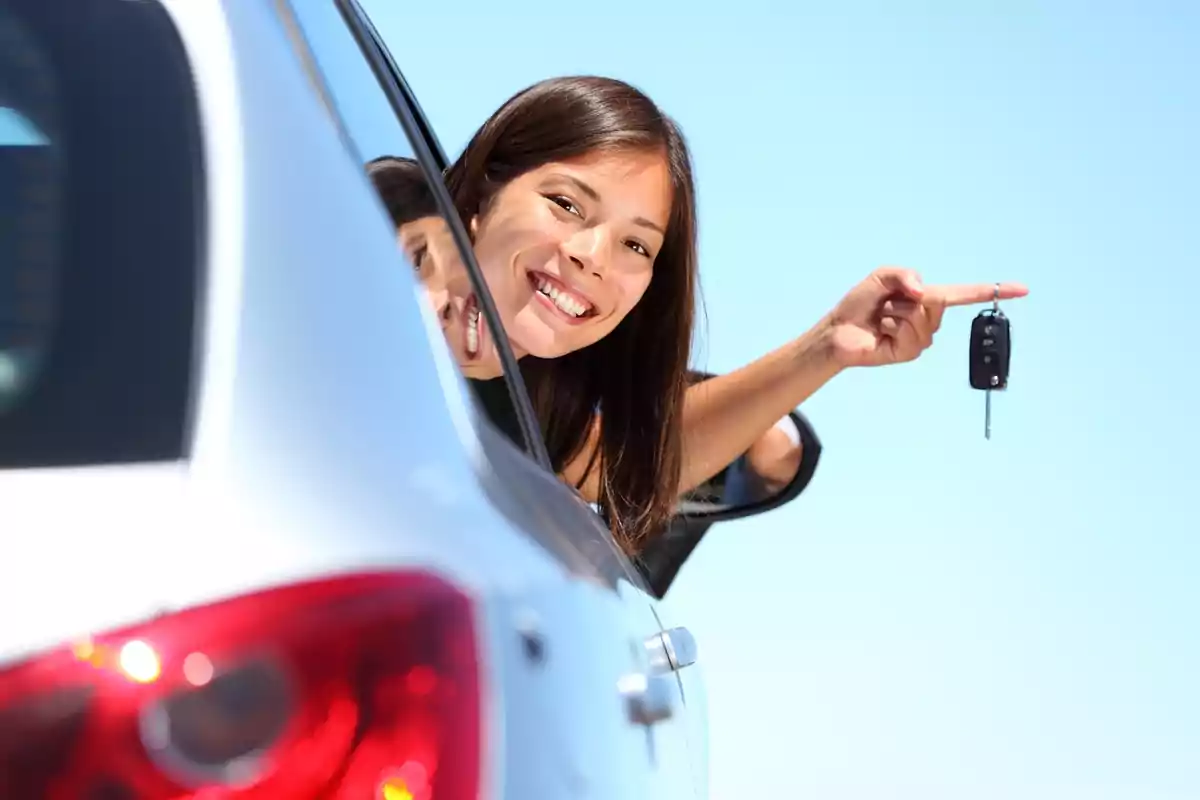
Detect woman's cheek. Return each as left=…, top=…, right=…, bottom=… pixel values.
left=623, top=275, right=654, bottom=317
left=472, top=235, right=510, bottom=292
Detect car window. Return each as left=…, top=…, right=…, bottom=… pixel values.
left=281, top=0, right=663, bottom=592
left=284, top=0, right=541, bottom=461
left=0, top=0, right=202, bottom=469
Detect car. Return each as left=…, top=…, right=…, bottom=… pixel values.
left=0, top=1, right=820, bottom=798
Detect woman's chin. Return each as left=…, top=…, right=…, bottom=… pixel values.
left=459, top=355, right=504, bottom=380
left=509, top=311, right=590, bottom=360
left=465, top=336, right=511, bottom=377
left=510, top=335, right=571, bottom=361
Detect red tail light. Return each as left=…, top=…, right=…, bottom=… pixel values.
left=0, top=571, right=481, bottom=799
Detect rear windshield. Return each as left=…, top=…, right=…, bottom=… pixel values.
left=0, top=0, right=203, bottom=468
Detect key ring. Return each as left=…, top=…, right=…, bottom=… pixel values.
left=992, top=282, right=1000, bottom=312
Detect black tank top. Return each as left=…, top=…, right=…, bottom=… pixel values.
left=468, top=376, right=661, bottom=586
left=466, top=376, right=524, bottom=449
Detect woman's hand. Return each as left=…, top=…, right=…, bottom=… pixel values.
left=824, top=266, right=1029, bottom=368
left=655, top=267, right=1029, bottom=501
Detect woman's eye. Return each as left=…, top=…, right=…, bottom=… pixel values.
left=547, top=195, right=582, bottom=217
left=625, top=240, right=650, bottom=258
left=410, top=245, right=428, bottom=271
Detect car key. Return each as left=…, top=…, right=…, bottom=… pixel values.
left=968, top=284, right=1011, bottom=440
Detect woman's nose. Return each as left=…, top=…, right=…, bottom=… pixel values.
left=562, top=227, right=610, bottom=279
left=428, top=287, right=452, bottom=328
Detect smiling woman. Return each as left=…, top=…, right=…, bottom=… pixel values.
left=362, top=77, right=698, bottom=548
left=368, top=75, right=1029, bottom=554
left=444, top=76, right=699, bottom=549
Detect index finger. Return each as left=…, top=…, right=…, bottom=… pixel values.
left=929, top=282, right=1029, bottom=308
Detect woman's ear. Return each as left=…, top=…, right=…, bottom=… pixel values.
left=469, top=215, right=479, bottom=237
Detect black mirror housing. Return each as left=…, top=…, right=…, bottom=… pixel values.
left=673, top=408, right=822, bottom=525
left=636, top=403, right=823, bottom=599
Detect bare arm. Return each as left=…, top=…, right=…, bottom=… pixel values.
left=560, top=269, right=1029, bottom=502
left=742, top=417, right=806, bottom=498
left=562, top=316, right=841, bottom=500
left=674, top=318, right=840, bottom=495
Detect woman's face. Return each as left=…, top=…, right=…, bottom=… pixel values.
left=400, top=216, right=502, bottom=377
left=468, top=148, right=672, bottom=361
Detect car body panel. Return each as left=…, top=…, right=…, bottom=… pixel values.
left=0, top=0, right=703, bottom=796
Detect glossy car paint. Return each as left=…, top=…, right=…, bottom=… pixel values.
left=0, top=0, right=706, bottom=797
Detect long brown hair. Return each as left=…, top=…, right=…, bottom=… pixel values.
left=365, top=155, right=437, bottom=226
left=445, top=76, right=699, bottom=553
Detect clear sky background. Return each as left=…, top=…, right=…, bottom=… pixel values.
left=5, top=2, right=1193, bottom=797
left=360, top=1, right=1200, bottom=797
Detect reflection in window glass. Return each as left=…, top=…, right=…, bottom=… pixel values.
left=0, top=107, right=47, bottom=146
left=0, top=132, right=53, bottom=408
left=289, top=0, right=529, bottom=452
left=287, top=0, right=415, bottom=167
left=0, top=0, right=201, bottom=468
left=0, top=14, right=60, bottom=418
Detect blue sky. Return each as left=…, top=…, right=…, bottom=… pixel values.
left=1, top=3, right=1192, bottom=795
left=362, top=1, right=1200, bottom=797
left=0, top=107, right=47, bottom=145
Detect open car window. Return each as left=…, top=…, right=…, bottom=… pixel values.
left=284, top=0, right=546, bottom=466
left=282, top=0, right=657, bottom=588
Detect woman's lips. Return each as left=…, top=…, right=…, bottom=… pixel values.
left=527, top=271, right=597, bottom=326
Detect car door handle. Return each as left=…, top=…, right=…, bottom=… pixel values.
left=645, top=626, right=698, bottom=674
left=618, top=671, right=677, bottom=726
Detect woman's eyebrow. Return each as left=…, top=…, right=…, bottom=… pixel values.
left=633, top=216, right=664, bottom=235
left=556, top=174, right=601, bottom=202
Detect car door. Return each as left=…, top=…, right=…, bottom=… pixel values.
left=337, top=7, right=710, bottom=794
left=278, top=1, right=702, bottom=796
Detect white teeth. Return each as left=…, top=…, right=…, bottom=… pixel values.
left=536, top=277, right=590, bottom=318
left=466, top=307, right=480, bottom=356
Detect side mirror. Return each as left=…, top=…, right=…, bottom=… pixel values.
left=674, top=408, right=822, bottom=524
left=636, top=407, right=823, bottom=598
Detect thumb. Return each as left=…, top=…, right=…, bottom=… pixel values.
left=874, top=266, right=925, bottom=300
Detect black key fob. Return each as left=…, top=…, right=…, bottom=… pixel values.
left=969, top=309, right=1010, bottom=391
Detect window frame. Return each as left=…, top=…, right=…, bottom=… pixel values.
left=281, top=0, right=664, bottom=592
left=331, top=0, right=552, bottom=471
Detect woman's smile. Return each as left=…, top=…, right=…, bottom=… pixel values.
left=462, top=293, right=485, bottom=360
left=527, top=270, right=599, bottom=325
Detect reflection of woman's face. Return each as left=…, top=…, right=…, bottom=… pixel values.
left=469, top=149, right=672, bottom=362
left=399, top=217, right=501, bottom=376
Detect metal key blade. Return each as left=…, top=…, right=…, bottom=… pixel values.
left=985, top=389, right=992, bottom=440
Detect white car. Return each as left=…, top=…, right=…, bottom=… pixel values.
left=0, top=1, right=820, bottom=797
